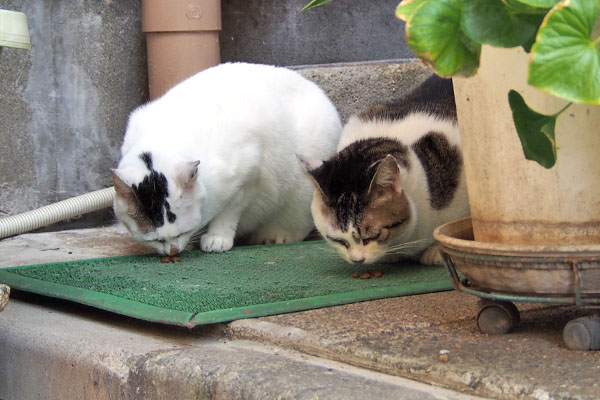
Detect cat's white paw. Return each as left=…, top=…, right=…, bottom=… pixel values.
left=201, top=234, right=234, bottom=253
left=419, top=243, right=444, bottom=265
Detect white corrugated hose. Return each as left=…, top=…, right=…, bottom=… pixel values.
left=0, top=187, right=115, bottom=240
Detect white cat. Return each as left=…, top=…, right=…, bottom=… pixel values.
left=300, top=75, right=470, bottom=265
left=112, top=63, right=342, bottom=256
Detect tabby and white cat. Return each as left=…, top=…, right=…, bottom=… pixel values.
left=299, top=75, right=469, bottom=265
left=112, top=63, right=342, bottom=256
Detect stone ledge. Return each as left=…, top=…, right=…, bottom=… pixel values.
left=0, top=298, right=477, bottom=400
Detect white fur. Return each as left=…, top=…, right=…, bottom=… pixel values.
left=315, top=112, right=469, bottom=265
left=115, top=63, right=342, bottom=254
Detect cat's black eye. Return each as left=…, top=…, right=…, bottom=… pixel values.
left=327, top=235, right=349, bottom=249
left=158, top=239, right=166, bottom=244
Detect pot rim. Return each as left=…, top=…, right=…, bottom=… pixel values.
left=434, top=217, right=600, bottom=259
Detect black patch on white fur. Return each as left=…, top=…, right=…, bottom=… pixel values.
left=335, top=193, right=361, bottom=233
left=358, top=75, right=456, bottom=122
left=140, top=152, right=153, bottom=170
left=311, top=138, right=409, bottom=231
left=411, top=132, right=461, bottom=210
left=165, top=202, right=176, bottom=223
left=132, top=152, right=177, bottom=227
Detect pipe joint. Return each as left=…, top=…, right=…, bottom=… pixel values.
left=142, top=0, right=222, bottom=99
left=142, top=0, right=221, bottom=33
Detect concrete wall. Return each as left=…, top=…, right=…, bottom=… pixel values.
left=0, top=0, right=147, bottom=226
left=0, top=0, right=414, bottom=229
left=221, top=0, right=411, bottom=65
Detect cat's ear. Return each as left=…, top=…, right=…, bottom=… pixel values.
left=176, top=160, right=200, bottom=189
left=297, top=154, right=326, bottom=196
left=296, top=154, right=323, bottom=172
left=111, top=169, right=137, bottom=202
left=365, top=155, right=402, bottom=201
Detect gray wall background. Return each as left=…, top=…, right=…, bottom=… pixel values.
left=0, top=0, right=413, bottom=228
left=221, top=0, right=410, bottom=65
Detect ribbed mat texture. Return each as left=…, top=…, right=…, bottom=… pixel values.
left=0, top=241, right=452, bottom=327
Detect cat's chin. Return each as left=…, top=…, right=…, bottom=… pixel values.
left=339, top=252, right=380, bottom=265
left=344, top=252, right=414, bottom=265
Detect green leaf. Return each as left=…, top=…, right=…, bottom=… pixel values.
left=529, top=0, right=600, bottom=104
left=396, top=0, right=427, bottom=22
left=502, top=0, right=556, bottom=13
left=406, top=0, right=481, bottom=76
left=462, top=0, right=544, bottom=48
left=508, top=90, right=566, bottom=168
left=513, top=0, right=561, bottom=7
left=302, top=0, right=334, bottom=11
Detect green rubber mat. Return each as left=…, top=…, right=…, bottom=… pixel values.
left=0, top=241, right=452, bottom=327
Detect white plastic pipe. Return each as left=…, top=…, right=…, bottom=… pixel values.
left=0, top=187, right=115, bottom=239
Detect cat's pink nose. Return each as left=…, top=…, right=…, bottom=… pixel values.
left=169, top=245, right=179, bottom=256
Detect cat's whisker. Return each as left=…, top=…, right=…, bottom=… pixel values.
left=386, top=244, right=426, bottom=252
left=313, top=243, right=338, bottom=253
left=314, top=244, right=328, bottom=250
left=191, top=228, right=206, bottom=240
left=385, top=249, right=415, bottom=256
left=384, top=249, right=419, bottom=256
left=311, top=242, right=344, bottom=257
left=185, top=227, right=208, bottom=250
left=386, top=239, right=432, bottom=251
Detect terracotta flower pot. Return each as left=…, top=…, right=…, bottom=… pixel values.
left=453, top=45, right=600, bottom=246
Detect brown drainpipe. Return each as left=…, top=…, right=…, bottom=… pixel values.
left=142, top=0, right=221, bottom=100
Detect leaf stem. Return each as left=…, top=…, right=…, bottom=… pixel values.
left=553, top=102, right=572, bottom=117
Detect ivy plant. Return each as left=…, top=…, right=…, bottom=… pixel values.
left=304, top=0, right=600, bottom=169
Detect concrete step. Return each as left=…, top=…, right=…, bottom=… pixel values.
left=1, top=297, right=478, bottom=400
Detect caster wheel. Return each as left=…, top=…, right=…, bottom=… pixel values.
left=563, top=316, right=600, bottom=351
left=477, top=300, right=520, bottom=334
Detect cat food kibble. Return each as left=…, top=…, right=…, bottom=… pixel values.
left=353, top=270, right=383, bottom=279
left=160, top=256, right=182, bottom=263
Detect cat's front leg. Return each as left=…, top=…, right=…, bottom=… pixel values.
left=201, top=213, right=239, bottom=252
left=200, top=195, right=246, bottom=253
left=201, top=230, right=234, bottom=253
